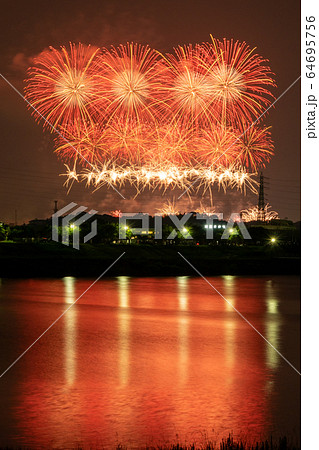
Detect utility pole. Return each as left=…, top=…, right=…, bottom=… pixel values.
left=257, top=172, right=265, bottom=222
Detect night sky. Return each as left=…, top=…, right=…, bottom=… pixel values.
left=0, top=0, right=300, bottom=224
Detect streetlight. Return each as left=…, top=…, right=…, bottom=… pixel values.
left=270, top=237, right=276, bottom=244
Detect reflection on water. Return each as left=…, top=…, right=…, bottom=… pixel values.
left=117, top=276, right=130, bottom=385
left=63, top=276, right=77, bottom=385
left=222, top=276, right=236, bottom=367
left=222, top=275, right=236, bottom=311
left=177, top=276, right=188, bottom=311
left=177, top=276, right=189, bottom=383
left=0, top=276, right=300, bottom=448
left=265, top=280, right=281, bottom=371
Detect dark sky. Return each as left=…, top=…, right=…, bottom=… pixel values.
left=0, top=0, right=300, bottom=223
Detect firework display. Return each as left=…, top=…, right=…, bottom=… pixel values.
left=156, top=199, right=181, bottom=216
left=25, top=43, right=102, bottom=129
left=241, top=203, right=279, bottom=222
left=25, top=37, right=276, bottom=192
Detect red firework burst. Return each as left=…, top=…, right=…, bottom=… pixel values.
left=202, top=37, right=276, bottom=127
left=24, top=37, right=276, bottom=188
left=196, top=126, right=239, bottom=167
left=25, top=43, right=104, bottom=130
left=233, top=124, right=274, bottom=170
left=94, top=43, right=164, bottom=124
left=54, top=124, right=111, bottom=165
left=144, top=123, right=193, bottom=166
left=158, top=44, right=217, bottom=128
left=106, top=119, right=152, bottom=165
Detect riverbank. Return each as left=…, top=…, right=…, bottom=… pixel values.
left=116, top=435, right=300, bottom=449
left=0, top=242, right=300, bottom=277
left=0, top=436, right=300, bottom=450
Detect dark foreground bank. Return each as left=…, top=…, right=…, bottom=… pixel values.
left=0, top=436, right=300, bottom=449
left=0, top=242, right=300, bottom=277
left=116, top=436, right=300, bottom=449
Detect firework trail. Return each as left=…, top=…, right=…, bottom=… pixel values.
left=156, top=199, right=182, bottom=216
left=195, top=201, right=216, bottom=216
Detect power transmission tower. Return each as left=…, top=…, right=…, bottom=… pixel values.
left=257, top=172, right=265, bottom=221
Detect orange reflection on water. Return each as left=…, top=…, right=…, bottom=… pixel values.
left=0, top=276, right=300, bottom=448
left=177, top=276, right=189, bottom=383
left=265, top=280, right=281, bottom=372
left=63, top=276, right=77, bottom=385
left=117, top=276, right=131, bottom=386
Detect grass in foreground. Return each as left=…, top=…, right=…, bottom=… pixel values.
left=0, top=435, right=300, bottom=449
left=115, top=436, right=299, bottom=450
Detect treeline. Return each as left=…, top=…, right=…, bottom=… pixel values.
left=0, top=214, right=300, bottom=247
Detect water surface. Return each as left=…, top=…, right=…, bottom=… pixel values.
left=0, top=276, right=300, bottom=448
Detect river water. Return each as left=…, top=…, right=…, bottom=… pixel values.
left=0, top=276, right=300, bottom=448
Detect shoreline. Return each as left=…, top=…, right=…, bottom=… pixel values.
left=0, top=242, right=300, bottom=278
left=0, top=436, right=300, bottom=450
